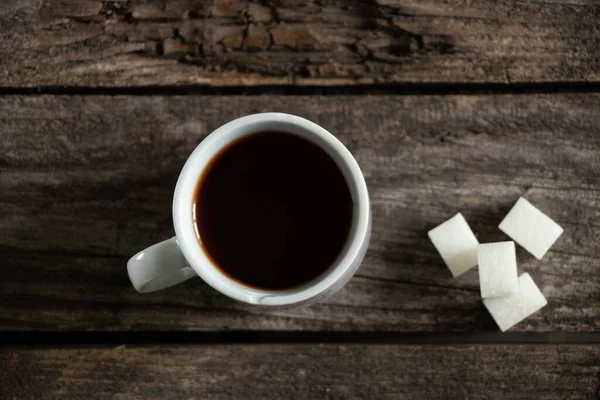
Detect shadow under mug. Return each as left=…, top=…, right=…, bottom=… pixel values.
left=127, top=113, right=371, bottom=307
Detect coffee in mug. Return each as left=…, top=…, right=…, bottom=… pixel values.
left=194, top=131, right=353, bottom=290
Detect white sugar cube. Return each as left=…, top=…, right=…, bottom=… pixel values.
left=477, top=241, right=519, bottom=298
left=428, top=213, right=479, bottom=277
left=499, top=197, right=563, bottom=260
left=483, top=273, right=547, bottom=332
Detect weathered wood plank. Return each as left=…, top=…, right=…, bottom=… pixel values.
left=1, top=95, right=599, bottom=332
left=1, top=0, right=599, bottom=87
left=1, top=345, right=599, bottom=399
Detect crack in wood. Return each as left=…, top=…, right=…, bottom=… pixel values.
left=9, top=0, right=595, bottom=86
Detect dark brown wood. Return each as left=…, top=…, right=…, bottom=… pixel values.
left=1, top=94, right=599, bottom=332
left=1, top=0, right=599, bottom=87
left=1, top=345, right=599, bottom=399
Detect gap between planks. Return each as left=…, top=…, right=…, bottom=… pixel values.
left=2, top=331, right=600, bottom=348
left=1, top=82, right=600, bottom=96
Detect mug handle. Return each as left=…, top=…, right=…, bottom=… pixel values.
left=127, top=237, right=197, bottom=293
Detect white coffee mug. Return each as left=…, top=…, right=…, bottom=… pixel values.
left=127, top=113, right=371, bottom=306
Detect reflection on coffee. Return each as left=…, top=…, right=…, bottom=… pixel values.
left=193, top=131, right=353, bottom=290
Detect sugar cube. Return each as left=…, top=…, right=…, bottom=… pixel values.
left=428, top=213, right=479, bottom=277
left=477, top=241, right=519, bottom=298
left=499, top=197, right=564, bottom=260
left=483, top=273, right=547, bottom=331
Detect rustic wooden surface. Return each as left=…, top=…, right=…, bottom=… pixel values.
left=1, top=0, right=600, bottom=87
left=2, top=345, right=599, bottom=400
left=2, top=94, right=599, bottom=332
left=2, top=2, right=600, bottom=397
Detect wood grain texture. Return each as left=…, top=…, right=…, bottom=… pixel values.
left=1, top=94, right=599, bottom=332
left=1, top=0, right=599, bottom=87
left=1, top=345, right=599, bottom=400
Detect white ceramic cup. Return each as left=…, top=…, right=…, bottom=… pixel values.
left=127, top=113, right=371, bottom=307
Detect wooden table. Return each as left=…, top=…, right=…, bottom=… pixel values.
left=1, top=1, right=599, bottom=399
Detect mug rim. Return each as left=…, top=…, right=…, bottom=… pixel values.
left=173, top=113, right=370, bottom=306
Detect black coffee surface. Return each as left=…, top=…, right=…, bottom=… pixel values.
left=194, top=131, right=353, bottom=290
